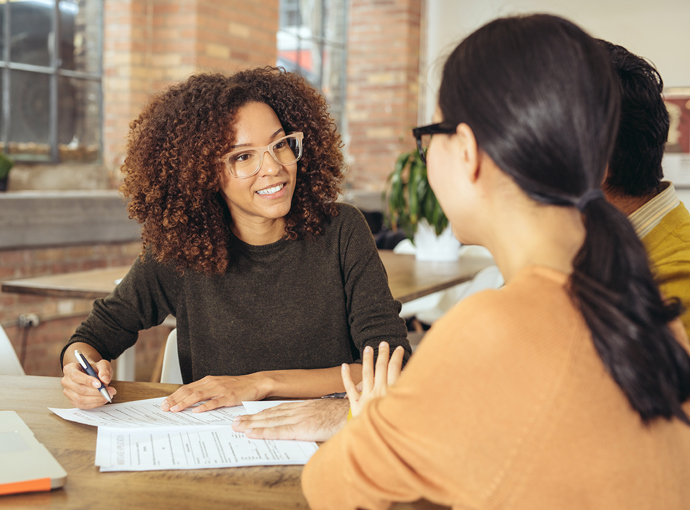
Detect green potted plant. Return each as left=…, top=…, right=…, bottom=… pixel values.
left=384, top=149, right=460, bottom=261
left=0, top=153, right=13, bottom=192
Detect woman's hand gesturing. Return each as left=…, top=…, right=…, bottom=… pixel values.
left=342, top=341, right=405, bottom=418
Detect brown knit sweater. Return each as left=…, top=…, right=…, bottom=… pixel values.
left=302, top=266, right=690, bottom=509
left=61, top=203, right=410, bottom=383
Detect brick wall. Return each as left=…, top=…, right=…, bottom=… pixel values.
left=0, top=242, right=140, bottom=376
left=346, top=0, right=423, bottom=191
left=103, top=0, right=279, bottom=184
left=0, top=242, right=175, bottom=380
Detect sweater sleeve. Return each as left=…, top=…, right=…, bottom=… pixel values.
left=60, top=253, right=181, bottom=365
left=301, top=297, right=482, bottom=510
left=337, top=204, right=411, bottom=364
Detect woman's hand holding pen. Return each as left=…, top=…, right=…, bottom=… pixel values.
left=342, top=341, right=405, bottom=417
left=162, top=373, right=270, bottom=413
left=61, top=346, right=116, bottom=409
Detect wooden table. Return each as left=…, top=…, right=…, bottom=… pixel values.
left=0, top=375, right=447, bottom=510
left=1, top=252, right=492, bottom=381
left=1, top=251, right=492, bottom=304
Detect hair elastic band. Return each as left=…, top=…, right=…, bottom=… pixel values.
left=576, top=189, right=604, bottom=212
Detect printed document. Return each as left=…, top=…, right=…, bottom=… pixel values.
left=49, top=397, right=245, bottom=428
left=50, top=397, right=319, bottom=471
left=95, top=425, right=318, bottom=472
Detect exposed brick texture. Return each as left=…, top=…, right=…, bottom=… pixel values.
left=346, top=0, right=423, bottom=191
left=103, top=0, right=280, bottom=185
left=0, top=242, right=139, bottom=376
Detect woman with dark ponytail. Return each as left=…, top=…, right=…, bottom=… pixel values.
left=302, top=14, right=690, bottom=509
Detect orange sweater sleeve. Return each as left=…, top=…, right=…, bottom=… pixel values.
left=302, top=270, right=582, bottom=509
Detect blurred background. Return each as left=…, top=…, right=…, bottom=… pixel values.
left=1, top=0, right=689, bottom=380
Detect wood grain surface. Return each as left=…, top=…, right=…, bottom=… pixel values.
left=0, top=375, right=448, bottom=510
left=1, top=252, right=492, bottom=304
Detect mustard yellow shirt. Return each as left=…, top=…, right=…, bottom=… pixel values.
left=630, top=185, right=690, bottom=339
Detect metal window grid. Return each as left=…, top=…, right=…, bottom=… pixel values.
left=0, top=0, right=103, bottom=163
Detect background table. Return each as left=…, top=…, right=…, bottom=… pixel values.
left=0, top=375, right=448, bottom=509
left=1, top=252, right=492, bottom=381
left=1, top=251, right=492, bottom=304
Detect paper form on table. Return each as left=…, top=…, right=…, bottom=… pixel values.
left=95, top=425, right=318, bottom=471
left=241, top=400, right=304, bottom=414
left=49, top=397, right=247, bottom=428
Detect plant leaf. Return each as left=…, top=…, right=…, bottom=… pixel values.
left=385, top=152, right=410, bottom=230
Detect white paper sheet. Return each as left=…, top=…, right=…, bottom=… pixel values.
left=241, top=400, right=304, bottom=414
left=49, top=397, right=248, bottom=428
left=95, top=425, right=318, bottom=471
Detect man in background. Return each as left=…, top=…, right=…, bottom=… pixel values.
left=600, top=40, right=690, bottom=338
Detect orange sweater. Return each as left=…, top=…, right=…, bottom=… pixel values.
left=302, top=266, right=690, bottom=509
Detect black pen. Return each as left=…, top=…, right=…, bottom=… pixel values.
left=74, top=349, right=112, bottom=403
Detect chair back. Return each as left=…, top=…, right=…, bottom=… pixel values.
left=160, top=328, right=183, bottom=384
left=0, top=325, right=25, bottom=376
left=416, top=265, right=504, bottom=324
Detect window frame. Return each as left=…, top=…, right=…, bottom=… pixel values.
left=277, top=0, right=348, bottom=131
left=0, top=0, right=104, bottom=163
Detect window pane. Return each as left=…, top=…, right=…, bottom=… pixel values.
left=58, top=77, right=99, bottom=163
left=60, top=0, right=100, bottom=74
left=278, top=30, right=318, bottom=84
left=0, top=2, right=5, bottom=61
left=0, top=70, right=4, bottom=146
left=8, top=70, right=51, bottom=159
left=280, top=0, right=302, bottom=30
left=10, top=0, right=53, bottom=67
left=322, top=45, right=346, bottom=126
left=324, top=0, right=347, bottom=43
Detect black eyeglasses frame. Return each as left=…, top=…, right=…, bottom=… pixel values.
left=412, top=122, right=457, bottom=164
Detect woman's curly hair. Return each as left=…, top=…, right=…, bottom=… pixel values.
left=120, top=67, right=345, bottom=274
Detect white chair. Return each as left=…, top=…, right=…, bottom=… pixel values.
left=415, top=265, right=504, bottom=325
left=160, top=328, right=183, bottom=384
left=0, top=325, right=26, bottom=375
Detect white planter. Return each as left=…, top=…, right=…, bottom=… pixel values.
left=413, top=219, right=461, bottom=261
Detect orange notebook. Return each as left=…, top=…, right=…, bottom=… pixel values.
left=0, top=411, right=67, bottom=496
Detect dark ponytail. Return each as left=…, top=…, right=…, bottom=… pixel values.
left=573, top=197, right=690, bottom=423
left=439, top=14, right=690, bottom=423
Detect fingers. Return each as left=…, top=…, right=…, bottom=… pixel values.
left=232, top=402, right=305, bottom=431
left=62, top=387, right=111, bottom=409
left=245, top=424, right=298, bottom=440
left=161, top=381, right=209, bottom=412
left=161, top=376, right=258, bottom=413
left=388, top=346, right=405, bottom=386
left=194, top=397, right=227, bottom=413
left=61, top=362, right=116, bottom=409
left=342, top=364, right=360, bottom=409
left=94, top=359, right=113, bottom=385
left=235, top=399, right=350, bottom=442
left=233, top=409, right=299, bottom=433
left=361, top=345, right=375, bottom=395
left=373, top=342, right=390, bottom=391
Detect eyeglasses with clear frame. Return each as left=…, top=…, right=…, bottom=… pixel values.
left=220, top=132, right=304, bottom=179
left=412, top=123, right=457, bottom=164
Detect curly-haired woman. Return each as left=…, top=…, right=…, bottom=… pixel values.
left=59, top=68, right=411, bottom=414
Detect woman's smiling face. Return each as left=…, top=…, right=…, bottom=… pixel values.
left=219, top=102, right=298, bottom=237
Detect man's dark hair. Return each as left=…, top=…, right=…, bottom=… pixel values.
left=599, top=40, right=669, bottom=197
